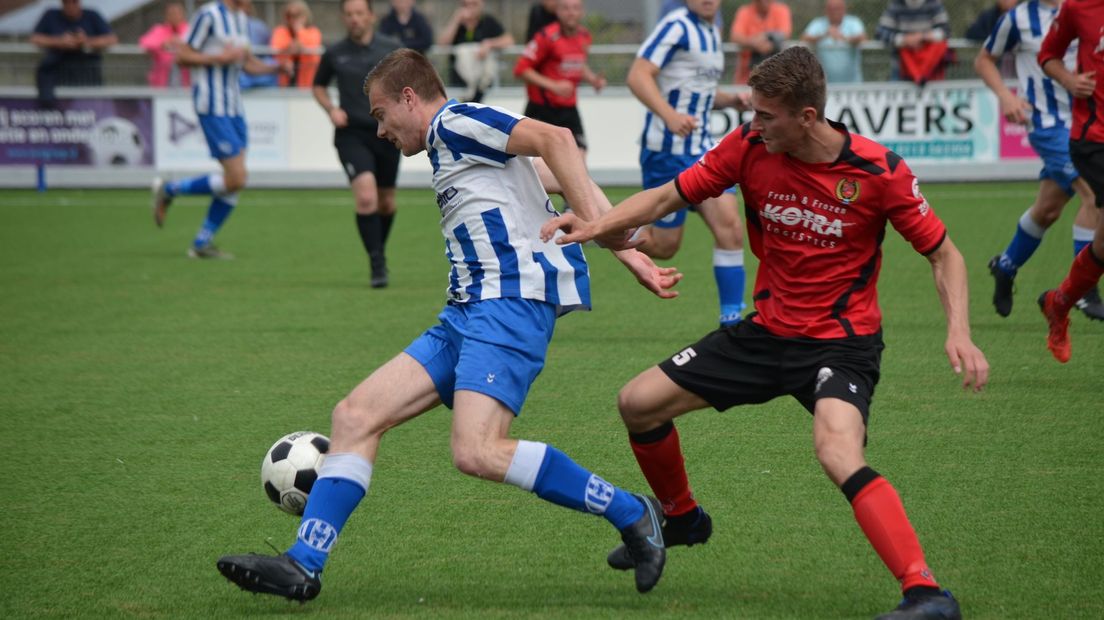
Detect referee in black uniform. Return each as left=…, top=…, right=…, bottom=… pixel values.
left=313, top=0, right=402, bottom=288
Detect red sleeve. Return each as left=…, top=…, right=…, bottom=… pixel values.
left=513, top=30, right=548, bottom=76
left=675, top=127, right=748, bottom=204
left=884, top=160, right=947, bottom=255
left=1038, top=1, right=1075, bottom=68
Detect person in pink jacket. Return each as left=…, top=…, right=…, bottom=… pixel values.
left=139, top=1, right=190, bottom=87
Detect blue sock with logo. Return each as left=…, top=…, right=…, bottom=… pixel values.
left=714, top=248, right=745, bottom=326
left=999, top=209, right=1046, bottom=273
left=503, top=441, right=644, bottom=531
left=286, top=453, right=372, bottom=574
left=166, top=173, right=225, bottom=197
left=193, top=193, right=238, bottom=249
left=1073, top=225, right=1093, bottom=258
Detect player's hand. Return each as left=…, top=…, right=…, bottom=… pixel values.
left=998, top=93, right=1032, bottom=125
left=549, top=79, right=574, bottom=98
left=901, top=31, right=925, bottom=50
left=945, top=334, right=989, bottom=392
left=614, top=249, right=682, bottom=299
left=665, top=112, right=698, bottom=138
left=1065, top=71, right=1096, bottom=99
left=540, top=212, right=597, bottom=243
left=329, top=107, right=349, bottom=128
left=590, top=75, right=607, bottom=93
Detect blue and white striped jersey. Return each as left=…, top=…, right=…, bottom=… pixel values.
left=984, top=0, right=1078, bottom=130
left=636, top=7, right=723, bottom=156
left=185, top=1, right=248, bottom=117
left=426, top=100, right=591, bottom=315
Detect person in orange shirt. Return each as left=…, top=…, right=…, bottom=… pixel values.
left=271, top=0, right=322, bottom=88
left=729, top=0, right=791, bottom=84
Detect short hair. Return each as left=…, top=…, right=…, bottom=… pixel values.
left=284, top=0, right=313, bottom=26
left=364, top=48, right=447, bottom=101
left=341, top=0, right=373, bottom=11
left=748, top=46, right=827, bottom=120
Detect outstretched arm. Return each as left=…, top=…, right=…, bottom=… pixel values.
left=926, top=236, right=989, bottom=391
left=540, top=180, right=687, bottom=248
left=530, top=158, right=681, bottom=298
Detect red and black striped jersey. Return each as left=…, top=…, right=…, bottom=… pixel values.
left=1038, top=0, right=1104, bottom=143
left=676, top=121, right=947, bottom=340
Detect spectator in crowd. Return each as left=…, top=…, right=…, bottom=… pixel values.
left=876, top=0, right=951, bottom=83
left=139, top=1, right=191, bottom=88
left=272, top=0, right=322, bottom=88
left=30, top=0, right=118, bottom=102
left=379, top=0, right=434, bottom=54
left=514, top=0, right=605, bottom=155
left=965, top=0, right=1018, bottom=42
left=800, top=0, right=865, bottom=84
left=239, top=0, right=279, bottom=89
left=730, top=0, right=792, bottom=84
left=438, top=0, right=514, bottom=102
left=526, top=0, right=558, bottom=41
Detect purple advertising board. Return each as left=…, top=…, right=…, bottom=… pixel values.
left=0, top=97, right=153, bottom=166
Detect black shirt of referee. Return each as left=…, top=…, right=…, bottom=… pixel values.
left=314, top=34, right=402, bottom=131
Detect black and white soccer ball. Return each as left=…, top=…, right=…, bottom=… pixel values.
left=86, top=116, right=145, bottom=166
left=260, top=431, right=330, bottom=516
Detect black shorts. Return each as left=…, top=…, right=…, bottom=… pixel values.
left=524, top=102, right=587, bottom=149
left=334, top=126, right=401, bottom=187
left=1070, top=139, right=1104, bottom=207
left=658, top=316, right=884, bottom=422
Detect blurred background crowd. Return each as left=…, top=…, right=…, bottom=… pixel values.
left=0, top=0, right=1020, bottom=94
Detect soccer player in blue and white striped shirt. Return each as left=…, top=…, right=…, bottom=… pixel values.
left=975, top=0, right=1103, bottom=319
left=151, top=0, right=284, bottom=258
left=217, top=49, right=683, bottom=601
left=628, top=0, right=748, bottom=327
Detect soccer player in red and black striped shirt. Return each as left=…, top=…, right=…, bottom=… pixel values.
left=1037, top=0, right=1104, bottom=362
left=542, top=46, right=988, bottom=620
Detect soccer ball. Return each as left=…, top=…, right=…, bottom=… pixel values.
left=261, top=431, right=330, bottom=515
left=86, top=116, right=145, bottom=166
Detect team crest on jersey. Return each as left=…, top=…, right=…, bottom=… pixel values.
left=835, top=178, right=860, bottom=204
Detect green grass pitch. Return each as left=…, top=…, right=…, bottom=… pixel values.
left=1, top=183, right=1100, bottom=618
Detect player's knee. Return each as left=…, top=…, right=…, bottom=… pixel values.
left=617, top=383, right=652, bottom=426
left=224, top=169, right=248, bottom=193
left=642, top=241, right=678, bottom=261
left=354, top=194, right=378, bottom=214
left=331, top=397, right=383, bottom=440
left=450, top=442, right=495, bottom=479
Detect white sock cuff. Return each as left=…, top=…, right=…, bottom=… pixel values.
left=1019, top=209, right=1046, bottom=238
left=208, top=173, right=227, bottom=196
left=317, top=452, right=373, bottom=491
left=713, top=248, right=744, bottom=267
left=504, top=440, right=547, bottom=492
left=1073, top=224, right=1095, bottom=242
left=219, top=191, right=240, bottom=206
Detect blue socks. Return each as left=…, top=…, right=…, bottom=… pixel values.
left=165, top=173, right=225, bottom=197
left=505, top=440, right=645, bottom=531
left=193, top=194, right=238, bottom=249
left=998, top=209, right=1046, bottom=274
left=714, top=248, right=746, bottom=326
left=286, top=453, right=372, bottom=574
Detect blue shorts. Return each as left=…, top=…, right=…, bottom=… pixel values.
left=1029, top=124, right=1079, bottom=195
left=404, top=298, right=556, bottom=415
left=198, top=114, right=248, bottom=160
left=640, top=148, right=736, bottom=229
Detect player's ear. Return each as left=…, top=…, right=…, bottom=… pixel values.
left=800, top=106, right=817, bottom=127
left=401, top=86, right=416, bottom=107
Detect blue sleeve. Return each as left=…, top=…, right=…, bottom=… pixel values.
left=33, top=10, right=58, bottom=35
left=435, top=105, right=520, bottom=167
left=638, top=17, right=688, bottom=68
left=85, top=10, right=112, bottom=36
